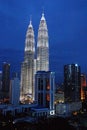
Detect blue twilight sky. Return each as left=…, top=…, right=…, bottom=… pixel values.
left=0, top=0, right=87, bottom=83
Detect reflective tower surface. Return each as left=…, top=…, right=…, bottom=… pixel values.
left=20, top=20, right=35, bottom=102
left=37, top=13, right=49, bottom=71
left=64, top=64, right=81, bottom=102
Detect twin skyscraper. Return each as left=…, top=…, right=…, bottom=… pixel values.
left=20, top=13, right=49, bottom=103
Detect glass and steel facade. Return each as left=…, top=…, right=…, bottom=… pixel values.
left=64, top=64, right=81, bottom=102
left=35, top=71, right=55, bottom=114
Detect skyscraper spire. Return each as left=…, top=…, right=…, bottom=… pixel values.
left=37, top=12, right=49, bottom=71
left=41, top=12, right=45, bottom=21
left=29, top=19, right=32, bottom=28
left=29, top=15, right=32, bottom=28
left=25, top=18, right=35, bottom=53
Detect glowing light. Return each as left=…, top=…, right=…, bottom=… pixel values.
left=75, top=64, right=78, bottom=67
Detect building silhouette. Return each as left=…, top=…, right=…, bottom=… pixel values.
left=10, top=73, right=20, bottom=105
left=35, top=71, right=55, bottom=115
left=0, top=71, right=2, bottom=92
left=2, top=62, right=10, bottom=100
left=64, top=64, right=81, bottom=102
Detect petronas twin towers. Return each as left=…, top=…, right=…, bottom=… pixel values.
left=20, top=13, right=49, bottom=102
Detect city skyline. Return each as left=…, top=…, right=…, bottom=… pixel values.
left=0, top=0, right=87, bottom=83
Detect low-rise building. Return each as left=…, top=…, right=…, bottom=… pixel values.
left=56, top=101, right=82, bottom=116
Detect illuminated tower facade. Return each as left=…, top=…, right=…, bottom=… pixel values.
left=81, top=74, right=87, bottom=101
left=20, top=20, right=35, bottom=102
left=37, top=13, right=49, bottom=71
